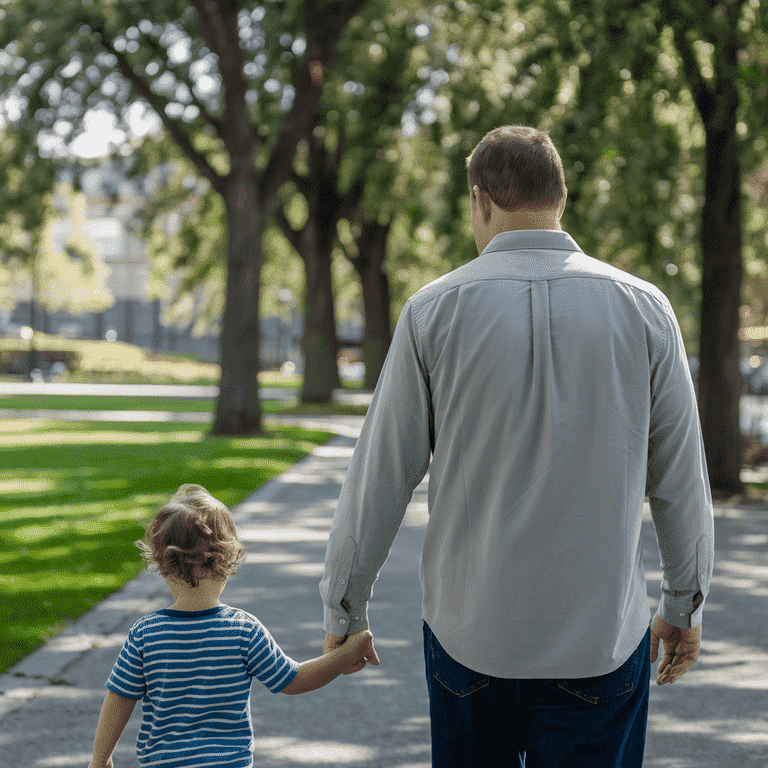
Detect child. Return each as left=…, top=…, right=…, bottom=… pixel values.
left=89, top=484, right=378, bottom=768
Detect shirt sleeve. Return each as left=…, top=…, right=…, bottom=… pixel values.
left=320, top=300, right=433, bottom=636
left=106, top=624, right=147, bottom=700
left=646, top=297, right=714, bottom=629
left=245, top=620, right=300, bottom=693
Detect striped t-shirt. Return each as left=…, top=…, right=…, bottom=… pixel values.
left=106, top=604, right=300, bottom=768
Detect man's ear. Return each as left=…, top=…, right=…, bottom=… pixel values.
left=474, top=185, right=493, bottom=223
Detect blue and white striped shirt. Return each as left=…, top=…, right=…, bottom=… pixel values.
left=106, top=605, right=299, bottom=768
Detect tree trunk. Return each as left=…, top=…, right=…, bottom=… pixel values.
left=212, top=171, right=264, bottom=435
left=698, top=117, right=745, bottom=495
left=353, top=218, right=392, bottom=390
left=300, top=224, right=341, bottom=403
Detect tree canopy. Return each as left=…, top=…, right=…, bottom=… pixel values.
left=2, top=0, right=768, bottom=491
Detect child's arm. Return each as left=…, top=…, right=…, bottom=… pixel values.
left=282, top=629, right=378, bottom=695
left=88, top=690, right=138, bottom=768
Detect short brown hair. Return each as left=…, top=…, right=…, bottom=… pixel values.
left=137, top=484, right=245, bottom=587
left=466, top=126, right=566, bottom=212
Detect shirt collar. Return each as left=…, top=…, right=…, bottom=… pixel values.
left=480, top=230, right=583, bottom=257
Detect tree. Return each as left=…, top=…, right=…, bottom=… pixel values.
left=0, top=0, right=367, bottom=434
left=274, top=4, right=419, bottom=397
left=658, top=0, right=766, bottom=494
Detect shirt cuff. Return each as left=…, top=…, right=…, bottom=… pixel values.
left=323, top=602, right=369, bottom=637
left=656, top=589, right=705, bottom=628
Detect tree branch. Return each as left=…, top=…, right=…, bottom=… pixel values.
left=260, top=0, right=369, bottom=204
left=659, top=2, right=709, bottom=117
left=273, top=204, right=302, bottom=254
left=191, top=0, right=259, bottom=158
left=140, top=30, right=226, bottom=143
left=96, top=28, right=225, bottom=194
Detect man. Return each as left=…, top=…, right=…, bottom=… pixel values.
left=321, top=125, right=714, bottom=767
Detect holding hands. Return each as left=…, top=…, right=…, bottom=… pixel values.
left=328, top=629, right=381, bottom=674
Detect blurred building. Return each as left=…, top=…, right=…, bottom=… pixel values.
left=6, top=161, right=364, bottom=370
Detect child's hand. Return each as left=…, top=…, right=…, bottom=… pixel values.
left=340, top=630, right=380, bottom=675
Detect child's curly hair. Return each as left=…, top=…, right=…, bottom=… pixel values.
left=136, top=484, right=245, bottom=588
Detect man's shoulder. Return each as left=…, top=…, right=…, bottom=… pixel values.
left=407, top=259, right=490, bottom=308
left=564, top=252, right=670, bottom=303
left=407, top=234, right=670, bottom=311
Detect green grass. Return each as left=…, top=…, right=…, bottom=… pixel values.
left=0, top=393, right=369, bottom=417
left=0, top=394, right=217, bottom=412
left=0, top=418, right=334, bottom=673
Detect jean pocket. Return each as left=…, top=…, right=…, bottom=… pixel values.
left=556, top=630, right=647, bottom=705
left=427, top=626, right=489, bottom=697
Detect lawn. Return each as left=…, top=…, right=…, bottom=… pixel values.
left=0, top=333, right=221, bottom=385
left=0, top=418, right=334, bottom=673
left=0, top=393, right=370, bottom=417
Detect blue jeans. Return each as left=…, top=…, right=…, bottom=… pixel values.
left=424, top=622, right=650, bottom=768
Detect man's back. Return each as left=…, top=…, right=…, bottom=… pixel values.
left=322, top=228, right=711, bottom=680
left=414, top=229, right=701, bottom=678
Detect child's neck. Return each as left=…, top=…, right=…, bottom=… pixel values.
left=166, top=575, right=227, bottom=612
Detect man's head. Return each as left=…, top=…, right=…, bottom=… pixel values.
left=137, top=484, right=245, bottom=588
left=466, top=126, right=567, bottom=252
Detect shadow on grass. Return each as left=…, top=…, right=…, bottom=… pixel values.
left=0, top=420, right=333, bottom=672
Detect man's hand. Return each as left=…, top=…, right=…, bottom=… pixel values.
left=650, top=614, right=701, bottom=685
left=325, top=630, right=381, bottom=672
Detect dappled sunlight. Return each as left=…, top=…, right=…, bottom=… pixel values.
left=648, top=712, right=768, bottom=744
left=312, top=443, right=356, bottom=458
left=192, top=456, right=291, bottom=473
left=229, top=436, right=335, bottom=454
left=275, top=468, right=334, bottom=485
left=45, top=631, right=127, bottom=653
left=278, top=561, right=325, bottom=578
left=0, top=419, right=65, bottom=435
left=37, top=756, right=94, bottom=767
left=251, top=737, right=378, bottom=764
left=244, top=551, right=305, bottom=565
left=0, top=426, right=205, bottom=446
left=687, top=638, right=768, bottom=689
left=239, top=526, right=330, bottom=543
left=0, top=478, right=57, bottom=495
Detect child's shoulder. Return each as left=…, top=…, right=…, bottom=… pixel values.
left=217, top=604, right=264, bottom=629
left=125, top=605, right=267, bottom=638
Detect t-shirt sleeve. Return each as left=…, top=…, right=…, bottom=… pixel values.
left=106, top=624, right=147, bottom=700
left=244, top=621, right=300, bottom=693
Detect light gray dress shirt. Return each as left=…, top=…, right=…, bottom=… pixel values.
left=321, top=229, right=714, bottom=679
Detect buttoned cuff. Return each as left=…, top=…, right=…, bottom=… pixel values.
left=324, top=601, right=369, bottom=637
left=656, top=589, right=705, bottom=628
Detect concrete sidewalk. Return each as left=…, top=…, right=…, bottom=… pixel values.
left=1, top=415, right=767, bottom=766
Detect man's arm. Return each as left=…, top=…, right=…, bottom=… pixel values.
left=646, top=299, right=713, bottom=683
left=89, top=690, right=137, bottom=768
left=646, top=299, right=714, bottom=630
left=320, top=300, right=433, bottom=638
